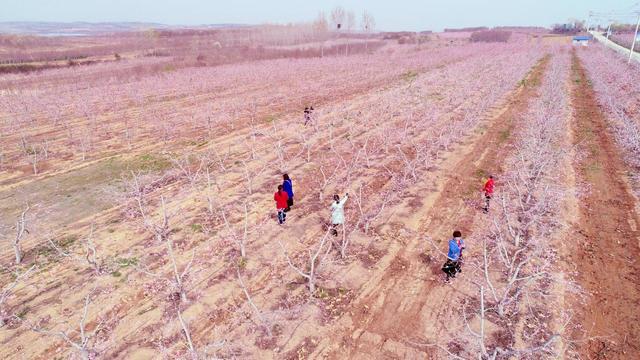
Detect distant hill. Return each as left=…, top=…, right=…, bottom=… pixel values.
left=0, top=21, right=245, bottom=36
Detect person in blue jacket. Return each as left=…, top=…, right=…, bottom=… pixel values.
left=442, top=230, right=465, bottom=282
left=282, top=174, right=294, bottom=212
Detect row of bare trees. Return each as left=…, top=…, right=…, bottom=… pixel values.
left=443, top=52, right=574, bottom=358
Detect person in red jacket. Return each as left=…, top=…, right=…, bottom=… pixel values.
left=482, top=175, right=494, bottom=213
left=274, top=185, right=289, bottom=224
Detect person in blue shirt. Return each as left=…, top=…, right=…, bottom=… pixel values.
left=282, top=174, right=294, bottom=212
left=442, top=230, right=465, bottom=281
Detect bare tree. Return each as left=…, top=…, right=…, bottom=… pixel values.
left=351, top=186, right=395, bottom=235
left=330, top=6, right=346, bottom=32
left=221, top=202, right=249, bottom=258
left=29, top=288, right=104, bottom=360
left=27, top=146, right=38, bottom=175
left=171, top=154, right=205, bottom=189
left=208, top=144, right=231, bottom=173
left=41, top=140, right=50, bottom=160
left=396, top=144, right=419, bottom=181
left=313, top=11, right=329, bottom=34
left=314, top=164, right=338, bottom=202
left=84, top=224, right=102, bottom=275
left=279, top=229, right=333, bottom=294
left=236, top=267, right=272, bottom=336
left=298, top=133, right=313, bottom=163
left=1, top=265, right=36, bottom=327
left=240, top=160, right=268, bottom=196
left=345, top=11, right=356, bottom=55
left=204, top=166, right=220, bottom=216
left=313, top=11, right=329, bottom=56
left=78, top=130, right=91, bottom=161
left=361, top=11, right=376, bottom=33
left=12, top=204, right=31, bottom=265
left=137, top=196, right=198, bottom=357
left=361, top=11, right=376, bottom=52
left=273, top=140, right=285, bottom=171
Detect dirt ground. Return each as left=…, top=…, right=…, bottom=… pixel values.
left=4, top=39, right=640, bottom=359
left=569, top=52, right=640, bottom=359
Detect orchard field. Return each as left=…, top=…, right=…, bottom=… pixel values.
left=1, top=28, right=640, bottom=359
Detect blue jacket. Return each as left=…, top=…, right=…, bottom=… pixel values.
left=447, top=239, right=461, bottom=261
left=283, top=179, right=294, bottom=199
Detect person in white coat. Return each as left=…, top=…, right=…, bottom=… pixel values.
left=330, top=193, right=348, bottom=236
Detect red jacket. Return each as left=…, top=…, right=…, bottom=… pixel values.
left=483, top=178, right=495, bottom=195
left=274, top=191, right=289, bottom=209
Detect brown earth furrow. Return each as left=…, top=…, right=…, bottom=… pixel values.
left=314, top=55, right=551, bottom=358
left=569, top=52, right=640, bottom=359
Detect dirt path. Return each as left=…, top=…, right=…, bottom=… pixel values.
left=313, top=56, right=550, bottom=358
left=569, top=52, right=640, bottom=359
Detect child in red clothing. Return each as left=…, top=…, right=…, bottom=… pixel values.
left=274, top=185, right=289, bottom=224
left=482, top=175, right=495, bottom=213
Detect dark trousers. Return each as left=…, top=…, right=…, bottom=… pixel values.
left=277, top=209, right=286, bottom=224
left=442, top=259, right=461, bottom=280
left=483, top=194, right=492, bottom=212
left=284, top=197, right=293, bottom=212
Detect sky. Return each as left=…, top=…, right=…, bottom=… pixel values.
left=1, top=0, right=638, bottom=32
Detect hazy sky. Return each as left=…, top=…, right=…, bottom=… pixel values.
left=1, top=0, right=638, bottom=31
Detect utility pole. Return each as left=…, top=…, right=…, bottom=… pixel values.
left=586, top=11, right=593, bottom=32
left=606, top=20, right=612, bottom=41
left=629, top=11, right=640, bottom=63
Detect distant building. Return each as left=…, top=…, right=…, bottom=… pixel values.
left=572, top=35, right=590, bottom=46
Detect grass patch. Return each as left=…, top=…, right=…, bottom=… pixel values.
left=116, top=257, right=138, bottom=268
left=127, top=153, right=171, bottom=172
left=402, top=70, right=419, bottom=82
left=15, top=307, right=30, bottom=319
left=475, top=168, right=489, bottom=179
left=190, top=223, right=203, bottom=233
left=498, top=129, right=510, bottom=142
left=184, top=139, right=208, bottom=147
left=315, top=287, right=330, bottom=299
left=586, top=162, right=602, bottom=172
left=137, top=306, right=155, bottom=316
left=38, top=246, right=54, bottom=257
left=263, top=115, right=277, bottom=123
left=59, top=235, right=78, bottom=248
left=111, top=270, right=122, bottom=277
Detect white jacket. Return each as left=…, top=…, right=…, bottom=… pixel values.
left=330, top=194, right=348, bottom=225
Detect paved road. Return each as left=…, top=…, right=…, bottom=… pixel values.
left=589, top=30, right=640, bottom=63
